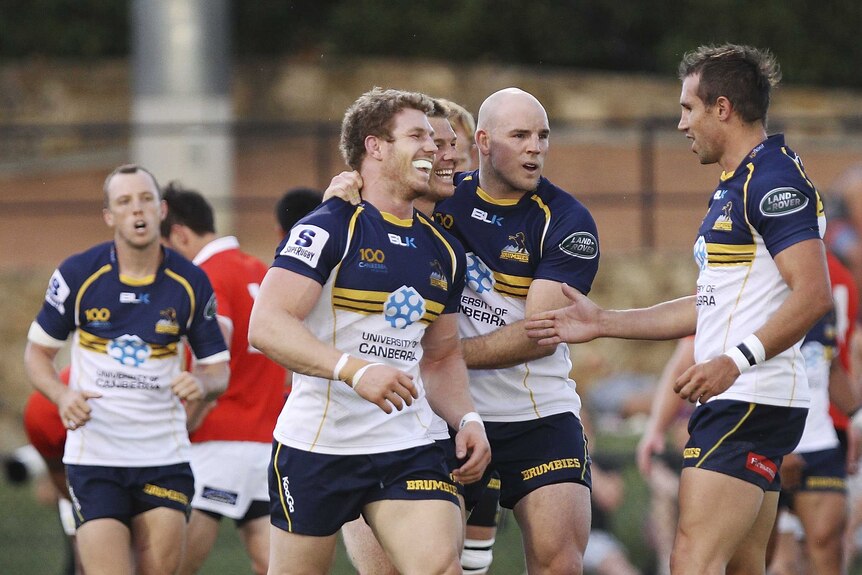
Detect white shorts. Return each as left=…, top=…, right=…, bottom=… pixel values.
left=582, top=529, right=623, bottom=571
left=776, top=508, right=804, bottom=539
left=189, top=441, right=270, bottom=520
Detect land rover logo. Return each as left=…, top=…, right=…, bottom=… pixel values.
left=759, top=187, right=808, bottom=217
left=559, top=232, right=598, bottom=259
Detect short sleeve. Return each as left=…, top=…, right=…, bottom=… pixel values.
left=534, top=200, right=600, bottom=296
left=271, top=199, right=351, bottom=285
left=185, top=271, right=229, bottom=362
left=746, top=162, right=822, bottom=258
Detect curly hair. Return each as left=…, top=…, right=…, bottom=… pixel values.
left=339, top=88, right=435, bottom=169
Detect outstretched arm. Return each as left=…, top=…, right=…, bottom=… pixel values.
left=461, top=279, right=576, bottom=369
left=525, top=284, right=697, bottom=346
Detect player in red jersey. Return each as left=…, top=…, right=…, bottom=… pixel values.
left=161, top=182, right=288, bottom=575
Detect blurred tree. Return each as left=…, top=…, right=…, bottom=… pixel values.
left=1, top=0, right=860, bottom=88
left=0, top=0, right=127, bottom=57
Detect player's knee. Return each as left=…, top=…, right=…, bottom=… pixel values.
left=461, top=538, right=495, bottom=575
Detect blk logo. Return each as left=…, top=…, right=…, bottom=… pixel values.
left=388, top=233, right=416, bottom=248
left=471, top=208, right=503, bottom=226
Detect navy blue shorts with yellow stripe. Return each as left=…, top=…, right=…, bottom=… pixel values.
left=437, top=433, right=502, bottom=519
left=268, top=442, right=460, bottom=537
left=65, top=462, right=194, bottom=527
left=480, top=411, right=591, bottom=509
left=682, top=400, right=807, bottom=491
left=792, top=447, right=847, bottom=493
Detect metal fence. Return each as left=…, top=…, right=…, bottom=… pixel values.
left=1, top=116, right=861, bottom=264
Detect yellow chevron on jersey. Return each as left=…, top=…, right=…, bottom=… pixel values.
left=693, top=134, right=822, bottom=409
left=706, top=242, right=756, bottom=267
left=74, top=263, right=113, bottom=322
left=332, top=286, right=445, bottom=322
left=435, top=172, right=600, bottom=422
left=271, top=198, right=467, bottom=455
left=493, top=270, right=532, bottom=297
left=77, top=329, right=179, bottom=357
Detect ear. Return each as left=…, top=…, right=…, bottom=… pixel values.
left=171, top=224, right=189, bottom=247
left=365, top=135, right=384, bottom=161
left=103, top=207, right=114, bottom=228
left=159, top=199, right=167, bottom=221
left=475, top=129, right=491, bottom=156
left=715, top=96, right=733, bottom=121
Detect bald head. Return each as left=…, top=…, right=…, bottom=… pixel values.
left=477, top=88, right=547, bottom=133
left=475, top=88, right=550, bottom=198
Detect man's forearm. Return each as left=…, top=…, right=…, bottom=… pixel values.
left=462, top=320, right=554, bottom=370
left=422, top=355, right=477, bottom=428
left=195, top=361, right=230, bottom=400
left=599, top=296, right=697, bottom=341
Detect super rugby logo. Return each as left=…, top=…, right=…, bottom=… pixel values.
left=759, top=188, right=808, bottom=217
left=45, top=269, right=70, bottom=314
left=281, top=224, right=329, bottom=267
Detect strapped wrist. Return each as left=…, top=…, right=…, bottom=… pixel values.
left=723, top=334, right=765, bottom=374
left=459, top=411, right=484, bottom=430
left=350, top=362, right=383, bottom=392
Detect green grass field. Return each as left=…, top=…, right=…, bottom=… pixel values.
left=0, top=478, right=531, bottom=574
left=5, top=441, right=862, bottom=574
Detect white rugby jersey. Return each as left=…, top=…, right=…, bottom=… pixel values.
left=693, top=135, right=826, bottom=407
left=434, top=172, right=600, bottom=422
left=28, top=242, right=228, bottom=466
left=795, top=312, right=839, bottom=452
left=270, top=199, right=466, bottom=455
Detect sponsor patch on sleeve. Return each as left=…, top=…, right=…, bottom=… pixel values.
left=203, top=293, right=218, bottom=320
left=45, top=269, right=71, bottom=314
left=759, top=187, right=809, bottom=217
left=280, top=224, right=330, bottom=268
left=559, top=232, right=598, bottom=259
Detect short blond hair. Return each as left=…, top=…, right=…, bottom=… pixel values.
left=437, top=98, right=476, bottom=139
left=102, top=164, right=160, bottom=208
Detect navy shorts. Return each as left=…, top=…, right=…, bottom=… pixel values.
left=65, top=462, right=194, bottom=527
left=682, top=400, right=807, bottom=491
left=466, top=473, right=501, bottom=528
left=794, top=447, right=847, bottom=493
left=268, top=442, right=460, bottom=536
left=479, top=412, right=591, bottom=509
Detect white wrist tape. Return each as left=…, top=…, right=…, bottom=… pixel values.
left=723, top=334, right=766, bottom=374
left=459, top=411, right=484, bottom=430
left=333, top=353, right=350, bottom=381
left=851, top=409, right=862, bottom=433
left=351, top=363, right=383, bottom=392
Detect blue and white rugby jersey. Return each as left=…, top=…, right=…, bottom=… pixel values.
left=433, top=172, right=600, bottom=422
left=271, top=198, right=466, bottom=455
left=796, top=311, right=839, bottom=452
left=27, top=242, right=228, bottom=466
left=693, top=134, right=826, bottom=408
